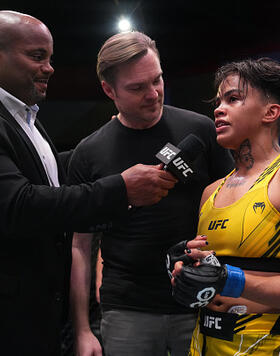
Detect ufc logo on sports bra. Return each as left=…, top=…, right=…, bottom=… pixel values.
left=203, top=315, right=222, bottom=330
left=208, top=219, right=229, bottom=230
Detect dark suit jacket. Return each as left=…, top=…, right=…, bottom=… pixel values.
left=0, top=101, right=128, bottom=355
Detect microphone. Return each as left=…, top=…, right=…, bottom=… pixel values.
left=156, top=134, right=205, bottom=183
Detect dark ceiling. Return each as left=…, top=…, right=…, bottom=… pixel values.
left=2, top=0, right=280, bottom=101
left=3, top=0, right=280, bottom=150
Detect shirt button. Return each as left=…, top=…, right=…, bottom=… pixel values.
left=54, top=292, right=62, bottom=302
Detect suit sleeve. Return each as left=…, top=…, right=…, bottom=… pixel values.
left=0, top=142, right=128, bottom=236
left=58, top=149, right=74, bottom=175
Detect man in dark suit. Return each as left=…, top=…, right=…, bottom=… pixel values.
left=0, top=10, right=177, bottom=356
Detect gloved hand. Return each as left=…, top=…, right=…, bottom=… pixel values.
left=166, top=240, right=192, bottom=279
left=173, top=262, right=245, bottom=308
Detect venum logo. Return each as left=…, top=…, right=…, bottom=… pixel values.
left=208, top=219, right=229, bottom=230
left=253, top=202, right=265, bottom=214
left=203, top=315, right=222, bottom=330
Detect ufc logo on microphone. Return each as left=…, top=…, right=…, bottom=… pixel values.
left=159, top=147, right=177, bottom=160
left=172, top=157, right=193, bottom=177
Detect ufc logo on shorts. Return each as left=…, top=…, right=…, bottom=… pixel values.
left=203, top=315, right=222, bottom=330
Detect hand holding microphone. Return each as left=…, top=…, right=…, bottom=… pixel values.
left=122, top=134, right=205, bottom=207
left=156, top=134, right=205, bottom=183
left=121, top=163, right=177, bottom=206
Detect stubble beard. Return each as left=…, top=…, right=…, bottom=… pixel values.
left=28, top=85, right=47, bottom=106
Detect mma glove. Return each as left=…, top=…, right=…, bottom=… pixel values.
left=166, top=240, right=193, bottom=279
left=173, top=262, right=245, bottom=308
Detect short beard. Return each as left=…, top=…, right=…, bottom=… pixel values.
left=29, top=87, right=46, bottom=106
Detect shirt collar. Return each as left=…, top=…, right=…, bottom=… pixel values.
left=0, top=87, right=39, bottom=125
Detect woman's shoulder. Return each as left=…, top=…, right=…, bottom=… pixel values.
left=200, top=178, right=224, bottom=210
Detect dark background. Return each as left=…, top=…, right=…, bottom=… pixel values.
left=2, top=2, right=280, bottom=354
left=3, top=0, right=280, bottom=150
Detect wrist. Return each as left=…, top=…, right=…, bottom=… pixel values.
left=220, top=264, right=245, bottom=298
left=73, top=324, right=92, bottom=338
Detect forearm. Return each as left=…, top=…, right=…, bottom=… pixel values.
left=70, top=233, right=93, bottom=335
left=242, top=273, right=280, bottom=307
left=95, top=247, right=103, bottom=304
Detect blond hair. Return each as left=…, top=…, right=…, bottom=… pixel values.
left=97, top=31, right=160, bottom=85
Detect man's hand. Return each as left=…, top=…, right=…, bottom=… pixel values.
left=74, top=330, right=103, bottom=356
left=121, top=163, right=177, bottom=206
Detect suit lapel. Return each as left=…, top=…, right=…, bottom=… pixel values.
left=0, top=101, right=60, bottom=185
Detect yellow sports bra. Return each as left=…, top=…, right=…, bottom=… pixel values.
left=198, top=155, right=280, bottom=267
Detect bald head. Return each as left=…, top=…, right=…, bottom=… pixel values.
left=0, top=10, right=54, bottom=105
left=0, top=11, right=52, bottom=50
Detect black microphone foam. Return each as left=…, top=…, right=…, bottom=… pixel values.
left=156, top=134, right=205, bottom=183
left=177, top=134, right=205, bottom=161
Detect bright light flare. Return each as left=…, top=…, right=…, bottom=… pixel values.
left=118, top=17, right=132, bottom=32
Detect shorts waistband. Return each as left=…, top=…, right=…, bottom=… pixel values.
left=199, top=308, right=280, bottom=341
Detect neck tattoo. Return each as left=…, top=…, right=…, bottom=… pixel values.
left=233, top=139, right=254, bottom=170
left=226, top=139, right=254, bottom=188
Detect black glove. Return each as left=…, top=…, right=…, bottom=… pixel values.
left=166, top=240, right=193, bottom=279
left=173, top=263, right=228, bottom=308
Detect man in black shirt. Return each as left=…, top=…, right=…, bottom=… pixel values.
left=69, top=31, right=234, bottom=356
